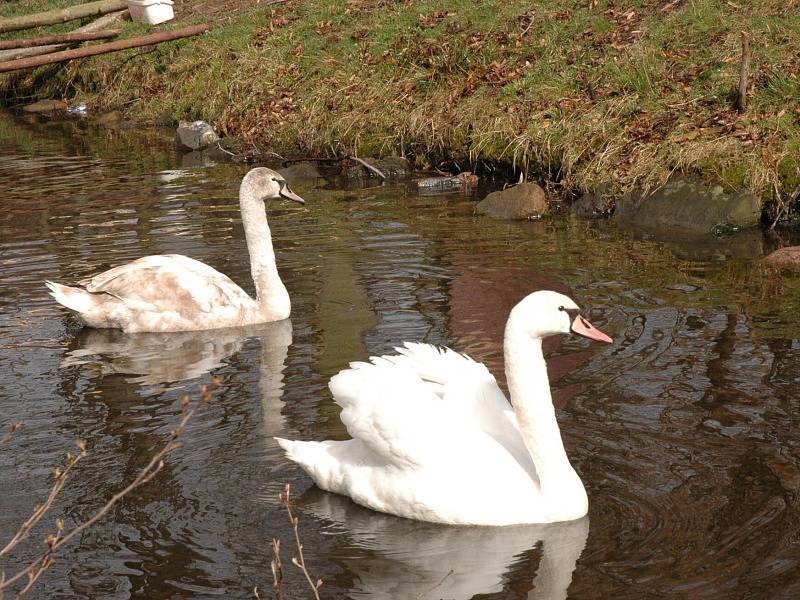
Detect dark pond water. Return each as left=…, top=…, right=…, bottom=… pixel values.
left=2, top=111, right=800, bottom=599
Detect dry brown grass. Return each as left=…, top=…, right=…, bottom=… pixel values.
left=2, top=0, right=798, bottom=209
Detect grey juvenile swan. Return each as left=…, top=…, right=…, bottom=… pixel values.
left=46, top=168, right=304, bottom=333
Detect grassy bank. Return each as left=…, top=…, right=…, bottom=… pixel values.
left=2, top=0, right=799, bottom=207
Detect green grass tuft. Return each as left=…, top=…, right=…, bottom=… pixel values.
left=0, top=0, right=798, bottom=205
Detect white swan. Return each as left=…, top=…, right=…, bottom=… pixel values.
left=277, top=291, right=613, bottom=525
left=45, top=168, right=304, bottom=333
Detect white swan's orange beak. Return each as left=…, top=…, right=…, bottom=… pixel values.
left=571, top=315, right=613, bottom=343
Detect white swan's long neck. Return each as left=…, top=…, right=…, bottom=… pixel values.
left=239, top=189, right=290, bottom=319
left=504, top=312, right=581, bottom=498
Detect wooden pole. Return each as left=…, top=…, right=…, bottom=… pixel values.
left=0, top=24, right=210, bottom=73
left=0, top=30, right=122, bottom=51
left=0, top=11, right=125, bottom=62
left=737, top=31, right=750, bottom=113
left=0, top=0, right=128, bottom=34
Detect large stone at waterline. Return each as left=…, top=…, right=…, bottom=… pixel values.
left=572, top=184, right=612, bottom=219
left=476, top=183, right=548, bottom=220
left=343, top=156, right=411, bottom=179
left=176, top=120, right=219, bottom=150
left=614, top=177, right=761, bottom=235
left=764, top=247, right=800, bottom=272
left=22, top=99, right=67, bottom=113
left=279, top=162, right=322, bottom=180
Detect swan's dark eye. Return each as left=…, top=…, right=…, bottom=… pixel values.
left=558, top=305, right=565, bottom=311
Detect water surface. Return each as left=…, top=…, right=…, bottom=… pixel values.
left=2, top=112, right=800, bottom=599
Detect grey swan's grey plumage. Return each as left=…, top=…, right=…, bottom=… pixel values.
left=46, top=168, right=304, bottom=333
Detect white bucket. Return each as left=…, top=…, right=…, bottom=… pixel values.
left=127, top=0, right=174, bottom=25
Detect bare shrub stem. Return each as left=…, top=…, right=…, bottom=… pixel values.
left=0, top=380, right=219, bottom=597
left=277, top=484, right=322, bottom=600
left=270, top=537, right=285, bottom=600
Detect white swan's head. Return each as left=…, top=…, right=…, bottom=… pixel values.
left=240, top=167, right=305, bottom=204
left=511, top=290, right=613, bottom=344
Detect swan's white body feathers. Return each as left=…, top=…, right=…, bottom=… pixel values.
left=278, top=343, right=570, bottom=526
left=278, top=291, right=604, bottom=526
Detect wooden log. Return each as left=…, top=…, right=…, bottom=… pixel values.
left=0, top=30, right=121, bottom=51
left=0, top=0, right=128, bottom=34
left=0, top=11, right=126, bottom=62
left=0, top=24, right=210, bottom=73
left=737, top=31, right=750, bottom=113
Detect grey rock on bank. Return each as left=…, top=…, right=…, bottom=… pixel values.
left=343, top=156, right=411, bottom=179
left=572, top=184, right=612, bottom=219
left=375, top=156, right=411, bottom=178
left=416, top=172, right=478, bottom=193
left=176, top=121, right=219, bottom=150
left=97, top=111, right=123, bottom=125
left=476, top=183, right=548, bottom=220
left=764, top=247, right=800, bottom=272
left=279, top=162, right=322, bottom=180
left=615, top=177, right=761, bottom=235
left=22, top=99, right=67, bottom=113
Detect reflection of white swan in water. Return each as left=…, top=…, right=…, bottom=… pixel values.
left=302, top=489, right=589, bottom=600
left=60, top=319, right=293, bottom=391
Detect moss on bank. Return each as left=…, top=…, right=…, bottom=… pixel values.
left=2, top=0, right=799, bottom=208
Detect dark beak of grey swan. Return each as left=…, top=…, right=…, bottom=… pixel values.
left=278, top=180, right=305, bottom=204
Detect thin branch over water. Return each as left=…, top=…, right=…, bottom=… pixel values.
left=0, top=379, right=220, bottom=597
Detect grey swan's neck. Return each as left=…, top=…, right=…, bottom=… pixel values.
left=239, top=181, right=290, bottom=320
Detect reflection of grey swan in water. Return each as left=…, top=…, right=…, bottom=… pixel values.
left=61, top=320, right=293, bottom=393
left=45, top=168, right=304, bottom=333
left=303, top=490, right=589, bottom=600
left=278, top=291, right=612, bottom=525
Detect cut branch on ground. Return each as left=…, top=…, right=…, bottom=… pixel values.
left=737, top=31, right=751, bottom=113
left=0, top=11, right=126, bottom=63
left=0, top=0, right=127, bottom=34
left=0, top=29, right=122, bottom=51
left=0, top=24, right=211, bottom=73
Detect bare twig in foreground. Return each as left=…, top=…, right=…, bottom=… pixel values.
left=0, top=439, right=85, bottom=558
left=276, top=484, right=322, bottom=600
left=0, top=379, right=220, bottom=597
left=270, top=537, right=285, bottom=600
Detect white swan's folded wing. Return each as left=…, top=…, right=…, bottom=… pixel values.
left=329, top=343, right=515, bottom=469
left=81, top=254, right=249, bottom=313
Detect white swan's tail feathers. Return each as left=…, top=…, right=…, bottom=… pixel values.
left=275, top=437, right=298, bottom=456
left=274, top=437, right=344, bottom=492
left=45, top=280, right=97, bottom=315
left=275, top=437, right=324, bottom=467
